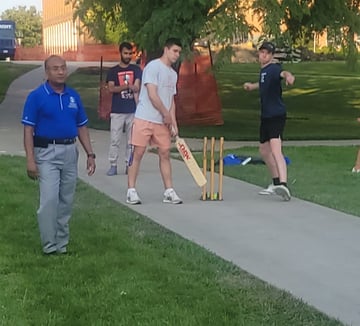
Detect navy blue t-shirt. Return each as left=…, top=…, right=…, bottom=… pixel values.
left=21, top=82, right=88, bottom=139
left=259, top=63, right=286, bottom=119
left=106, top=64, right=142, bottom=114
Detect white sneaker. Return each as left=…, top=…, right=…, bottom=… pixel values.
left=163, top=188, right=183, bottom=204
left=258, top=184, right=275, bottom=195
left=126, top=188, right=141, bottom=205
left=352, top=167, right=360, bottom=173
left=273, top=185, right=291, bottom=201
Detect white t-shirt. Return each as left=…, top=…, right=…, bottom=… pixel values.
left=135, top=58, right=177, bottom=124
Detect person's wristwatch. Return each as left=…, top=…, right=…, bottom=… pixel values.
left=87, top=153, right=96, bottom=159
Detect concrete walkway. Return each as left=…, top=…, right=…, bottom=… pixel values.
left=1, top=62, right=360, bottom=326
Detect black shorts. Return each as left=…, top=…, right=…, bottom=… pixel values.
left=259, top=115, right=286, bottom=144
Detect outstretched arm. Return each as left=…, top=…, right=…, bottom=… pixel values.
left=280, top=71, right=295, bottom=86
left=243, top=82, right=259, bottom=91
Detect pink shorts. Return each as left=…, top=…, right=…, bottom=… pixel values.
left=130, top=118, right=171, bottom=149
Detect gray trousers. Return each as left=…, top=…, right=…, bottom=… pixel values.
left=108, top=113, right=134, bottom=165
left=35, top=144, right=78, bottom=253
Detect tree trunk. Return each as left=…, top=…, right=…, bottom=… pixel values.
left=346, top=29, right=358, bottom=71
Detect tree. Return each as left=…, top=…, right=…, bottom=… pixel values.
left=71, top=0, right=248, bottom=60
left=202, top=0, right=250, bottom=45
left=252, top=0, right=360, bottom=71
left=252, top=0, right=313, bottom=47
left=120, top=0, right=223, bottom=54
left=69, top=1, right=127, bottom=44
left=309, top=0, right=360, bottom=70
left=1, top=6, right=42, bottom=47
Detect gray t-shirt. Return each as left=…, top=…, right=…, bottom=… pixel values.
left=135, top=58, right=177, bottom=124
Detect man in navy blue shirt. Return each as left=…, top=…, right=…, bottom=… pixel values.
left=22, top=55, right=96, bottom=254
left=106, top=42, right=142, bottom=176
left=243, top=41, right=295, bottom=201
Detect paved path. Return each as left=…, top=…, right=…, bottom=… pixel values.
left=1, top=62, right=360, bottom=326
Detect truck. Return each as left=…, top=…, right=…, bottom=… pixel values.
left=0, top=20, right=16, bottom=60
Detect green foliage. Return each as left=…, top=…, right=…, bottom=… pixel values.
left=252, top=0, right=314, bottom=48
left=252, top=0, right=360, bottom=71
left=1, top=6, right=42, bottom=47
left=309, top=0, right=360, bottom=71
left=252, top=0, right=286, bottom=39
left=71, top=0, right=250, bottom=56
left=212, top=44, right=233, bottom=71
left=70, top=1, right=127, bottom=44
left=120, top=0, right=218, bottom=53
left=201, top=0, right=249, bottom=47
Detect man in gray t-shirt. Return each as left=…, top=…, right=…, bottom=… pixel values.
left=126, top=38, right=183, bottom=205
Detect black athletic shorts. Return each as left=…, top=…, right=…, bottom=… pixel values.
left=259, top=114, right=286, bottom=144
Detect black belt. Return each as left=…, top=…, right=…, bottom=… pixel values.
left=34, top=136, right=76, bottom=147
left=48, top=138, right=76, bottom=145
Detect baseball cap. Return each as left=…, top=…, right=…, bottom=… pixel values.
left=259, top=41, right=276, bottom=54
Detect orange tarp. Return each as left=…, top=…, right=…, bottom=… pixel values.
left=98, top=54, right=223, bottom=126
left=175, top=55, right=223, bottom=126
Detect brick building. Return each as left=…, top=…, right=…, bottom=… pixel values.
left=42, top=0, right=82, bottom=54
left=41, top=0, right=121, bottom=61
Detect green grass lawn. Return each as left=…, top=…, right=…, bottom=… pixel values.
left=66, top=61, right=360, bottom=140
left=0, top=57, right=357, bottom=326
left=180, top=61, right=360, bottom=139
left=216, top=145, right=360, bottom=217
left=0, top=62, right=39, bottom=103
left=0, top=155, right=345, bottom=326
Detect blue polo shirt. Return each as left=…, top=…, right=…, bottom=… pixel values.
left=259, top=63, right=286, bottom=119
left=21, top=82, right=88, bottom=139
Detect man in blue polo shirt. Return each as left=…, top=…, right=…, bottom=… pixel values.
left=22, top=55, right=96, bottom=255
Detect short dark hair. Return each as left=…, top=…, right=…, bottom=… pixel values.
left=119, top=42, right=133, bottom=52
left=164, top=38, right=182, bottom=49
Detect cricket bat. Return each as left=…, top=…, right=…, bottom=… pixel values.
left=175, top=135, right=207, bottom=187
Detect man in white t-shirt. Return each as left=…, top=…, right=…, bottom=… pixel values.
left=126, top=38, right=183, bottom=205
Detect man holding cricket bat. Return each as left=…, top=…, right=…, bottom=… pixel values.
left=126, top=38, right=183, bottom=205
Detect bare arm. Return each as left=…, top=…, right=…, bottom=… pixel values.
left=23, top=125, right=38, bottom=180
left=108, top=78, right=140, bottom=105
left=169, top=98, right=178, bottom=136
left=243, top=82, right=259, bottom=91
left=107, top=81, right=131, bottom=94
left=77, top=126, right=96, bottom=176
left=280, top=71, right=295, bottom=85
left=146, top=83, right=172, bottom=125
left=133, top=78, right=141, bottom=104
